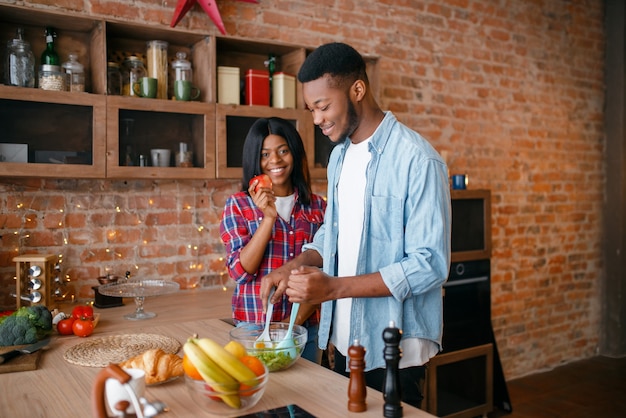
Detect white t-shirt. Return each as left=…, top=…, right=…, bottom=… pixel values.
left=275, top=193, right=295, bottom=222
left=332, top=138, right=438, bottom=368
left=333, top=138, right=371, bottom=356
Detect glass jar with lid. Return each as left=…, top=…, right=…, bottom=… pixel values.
left=39, top=64, right=66, bottom=91
left=62, top=53, right=85, bottom=92
left=4, top=27, right=35, bottom=87
left=171, top=51, right=192, bottom=82
left=122, top=56, right=146, bottom=97
left=107, top=61, right=122, bottom=95
left=146, top=40, right=168, bottom=99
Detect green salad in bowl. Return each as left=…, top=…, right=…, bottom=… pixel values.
left=229, top=322, right=307, bottom=371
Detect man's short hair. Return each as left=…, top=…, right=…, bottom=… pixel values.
left=297, top=42, right=369, bottom=89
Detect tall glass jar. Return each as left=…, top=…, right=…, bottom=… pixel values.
left=4, top=27, right=35, bottom=87
left=107, top=62, right=122, bottom=95
left=146, top=40, right=168, bottom=99
left=122, top=56, right=146, bottom=97
left=62, top=53, right=85, bottom=92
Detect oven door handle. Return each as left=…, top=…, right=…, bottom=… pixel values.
left=444, top=275, right=489, bottom=287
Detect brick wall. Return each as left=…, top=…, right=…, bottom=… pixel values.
left=0, top=0, right=606, bottom=379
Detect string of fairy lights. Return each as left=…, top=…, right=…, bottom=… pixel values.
left=7, top=187, right=231, bottom=299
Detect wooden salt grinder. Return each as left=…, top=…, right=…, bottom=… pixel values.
left=383, top=321, right=403, bottom=418
left=348, top=339, right=367, bottom=412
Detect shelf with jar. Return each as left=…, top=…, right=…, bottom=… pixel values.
left=0, top=4, right=381, bottom=181
left=105, top=96, right=215, bottom=179
left=0, top=4, right=106, bottom=178
left=213, top=37, right=311, bottom=179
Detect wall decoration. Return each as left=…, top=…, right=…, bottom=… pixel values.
left=170, top=0, right=259, bottom=34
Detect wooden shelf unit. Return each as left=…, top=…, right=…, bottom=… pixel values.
left=0, top=3, right=379, bottom=180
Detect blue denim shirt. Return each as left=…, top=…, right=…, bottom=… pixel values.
left=302, top=111, right=451, bottom=371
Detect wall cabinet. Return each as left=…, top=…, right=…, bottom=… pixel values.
left=0, top=4, right=378, bottom=180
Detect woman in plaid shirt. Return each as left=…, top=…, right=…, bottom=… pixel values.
left=220, top=117, right=326, bottom=363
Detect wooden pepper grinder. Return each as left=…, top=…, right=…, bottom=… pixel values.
left=348, top=339, right=367, bottom=412
left=383, top=320, right=403, bottom=418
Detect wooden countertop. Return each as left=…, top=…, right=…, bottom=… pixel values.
left=0, top=288, right=435, bottom=417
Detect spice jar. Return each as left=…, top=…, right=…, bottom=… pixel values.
left=107, top=61, right=122, bottom=95
left=146, top=40, right=168, bottom=99
left=4, top=27, right=35, bottom=87
left=122, top=55, right=146, bottom=97
left=39, top=64, right=66, bottom=91
left=62, top=53, right=85, bottom=92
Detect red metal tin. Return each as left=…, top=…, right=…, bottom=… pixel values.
left=245, top=69, right=269, bottom=106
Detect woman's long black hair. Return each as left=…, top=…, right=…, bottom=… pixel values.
left=241, top=117, right=312, bottom=205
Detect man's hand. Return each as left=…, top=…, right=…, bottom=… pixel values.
left=260, top=250, right=323, bottom=312
left=286, top=265, right=334, bottom=305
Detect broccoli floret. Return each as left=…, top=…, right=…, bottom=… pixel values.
left=0, top=315, right=39, bottom=346
left=0, top=306, right=53, bottom=346
left=15, top=305, right=53, bottom=335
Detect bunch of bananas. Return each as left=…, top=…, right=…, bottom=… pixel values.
left=183, top=336, right=263, bottom=409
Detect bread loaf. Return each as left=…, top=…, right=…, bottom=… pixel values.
left=118, top=348, right=183, bottom=384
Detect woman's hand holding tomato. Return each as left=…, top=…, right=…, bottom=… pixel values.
left=248, top=174, right=277, bottom=218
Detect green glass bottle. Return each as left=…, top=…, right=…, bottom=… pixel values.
left=41, top=27, right=59, bottom=66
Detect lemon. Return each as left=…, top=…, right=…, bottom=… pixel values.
left=224, top=340, right=247, bottom=359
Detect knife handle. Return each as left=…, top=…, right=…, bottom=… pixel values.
left=0, top=349, right=20, bottom=365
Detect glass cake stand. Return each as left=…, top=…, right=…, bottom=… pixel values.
left=98, top=279, right=180, bottom=320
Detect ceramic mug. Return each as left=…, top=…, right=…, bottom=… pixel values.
left=105, top=368, right=145, bottom=416
left=174, top=80, right=200, bottom=101
left=150, top=148, right=171, bottom=167
left=133, top=77, right=158, bottom=98
left=451, top=174, right=468, bottom=190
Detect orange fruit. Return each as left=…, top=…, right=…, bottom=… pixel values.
left=183, top=354, right=203, bottom=380
left=240, top=355, right=265, bottom=377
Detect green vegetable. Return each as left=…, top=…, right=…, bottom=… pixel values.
left=0, top=305, right=53, bottom=346
left=254, top=343, right=300, bottom=371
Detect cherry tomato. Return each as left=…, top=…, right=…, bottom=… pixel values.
left=57, top=317, right=75, bottom=335
left=72, top=318, right=94, bottom=337
left=249, top=174, right=272, bottom=193
left=71, top=305, right=94, bottom=320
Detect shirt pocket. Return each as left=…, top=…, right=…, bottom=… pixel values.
left=370, top=196, right=403, bottom=242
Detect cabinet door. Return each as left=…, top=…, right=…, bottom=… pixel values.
left=106, top=96, right=215, bottom=179
left=215, top=104, right=310, bottom=179
left=0, top=88, right=106, bottom=178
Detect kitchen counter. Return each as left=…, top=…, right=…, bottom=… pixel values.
left=0, top=288, right=435, bottom=417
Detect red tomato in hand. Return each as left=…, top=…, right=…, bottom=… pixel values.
left=72, top=318, right=94, bottom=337
left=249, top=174, right=272, bottom=193
left=57, top=317, right=75, bottom=335
left=71, top=305, right=94, bottom=320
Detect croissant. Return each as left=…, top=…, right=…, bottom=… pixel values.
left=118, top=348, right=183, bottom=384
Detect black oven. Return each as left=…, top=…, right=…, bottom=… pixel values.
left=442, top=259, right=491, bottom=353
left=431, top=189, right=512, bottom=415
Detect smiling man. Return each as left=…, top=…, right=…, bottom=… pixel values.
left=260, top=42, right=451, bottom=408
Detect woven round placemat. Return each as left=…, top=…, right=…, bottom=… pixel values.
left=63, top=333, right=181, bottom=367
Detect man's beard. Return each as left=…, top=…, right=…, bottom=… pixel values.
left=336, top=98, right=359, bottom=143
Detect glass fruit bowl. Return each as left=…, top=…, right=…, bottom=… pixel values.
left=184, top=363, right=268, bottom=416
left=229, top=322, right=307, bottom=372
